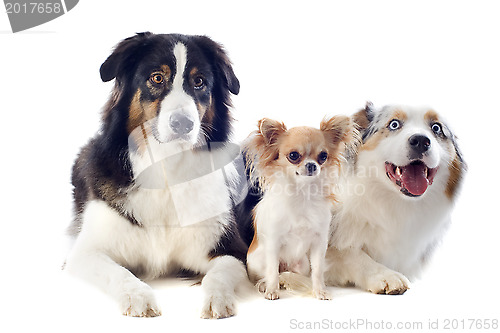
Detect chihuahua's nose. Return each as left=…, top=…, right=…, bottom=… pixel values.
left=305, top=162, right=317, bottom=176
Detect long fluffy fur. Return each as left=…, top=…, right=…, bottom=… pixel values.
left=65, top=33, right=248, bottom=319
left=244, top=116, right=355, bottom=300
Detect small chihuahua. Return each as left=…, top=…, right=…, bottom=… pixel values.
left=244, top=116, right=354, bottom=300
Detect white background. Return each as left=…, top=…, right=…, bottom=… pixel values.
left=1, top=1, right=499, bottom=332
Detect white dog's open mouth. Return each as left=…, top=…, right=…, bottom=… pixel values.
left=385, top=161, right=439, bottom=197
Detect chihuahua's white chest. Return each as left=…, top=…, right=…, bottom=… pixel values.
left=255, top=182, right=332, bottom=261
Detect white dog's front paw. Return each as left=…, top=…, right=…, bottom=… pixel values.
left=119, top=283, right=161, bottom=317
left=201, top=292, right=236, bottom=319
left=365, top=268, right=410, bottom=295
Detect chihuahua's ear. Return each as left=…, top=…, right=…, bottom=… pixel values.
left=244, top=118, right=287, bottom=177
left=320, top=115, right=353, bottom=144
left=321, top=115, right=360, bottom=158
left=258, top=118, right=287, bottom=145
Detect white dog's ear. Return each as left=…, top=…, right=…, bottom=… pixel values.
left=352, top=101, right=375, bottom=131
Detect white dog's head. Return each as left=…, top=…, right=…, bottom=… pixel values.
left=353, top=102, right=466, bottom=199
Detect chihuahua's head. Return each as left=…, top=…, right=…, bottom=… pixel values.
left=246, top=116, right=354, bottom=188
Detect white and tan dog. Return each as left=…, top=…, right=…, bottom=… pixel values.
left=244, top=116, right=354, bottom=300
left=325, top=102, right=466, bottom=294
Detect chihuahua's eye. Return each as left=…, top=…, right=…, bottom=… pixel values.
left=150, top=73, right=165, bottom=85
left=318, top=151, right=328, bottom=164
left=287, top=151, right=301, bottom=164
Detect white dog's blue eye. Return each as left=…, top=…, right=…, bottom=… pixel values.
left=431, top=123, right=442, bottom=135
left=388, top=119, right=401, bottom=131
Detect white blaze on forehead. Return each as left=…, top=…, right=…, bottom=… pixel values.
left=172, top=42, right=188, bottom=91
left=155, top=42, right=201, bottom=145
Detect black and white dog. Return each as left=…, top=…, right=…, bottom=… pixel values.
left=66, top=32, right=248, bottom=318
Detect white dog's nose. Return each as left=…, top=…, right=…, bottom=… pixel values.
left=408, top=134, right=430, bottom=155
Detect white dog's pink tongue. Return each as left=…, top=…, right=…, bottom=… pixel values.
left=401, top=163, right=428, bottom=196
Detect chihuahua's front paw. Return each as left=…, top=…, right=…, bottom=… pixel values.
left=313, top=288, right=331, bottom=300
left=256, top=279, right=280, bottom=300
left=264, top=289, right=280, bottom=300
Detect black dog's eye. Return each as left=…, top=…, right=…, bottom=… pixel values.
left=149, top=73, right=164, bottom=85
left=193, top=76, right=205, bottom=90
left=318, top=151, right=328, bottom=164
left=388, top=119, right=402, bottom=131
left=288, top=151, right=301, bottom=164
left=431, top=123, right=442, bottom=135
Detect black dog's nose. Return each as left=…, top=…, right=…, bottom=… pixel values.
left=305, top=162, right=317, bottom=176
left=408, top=134, right=430, bottom=155
left=170, top=113, right=194, bottom=135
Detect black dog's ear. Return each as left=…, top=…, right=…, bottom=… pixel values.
left=100, top=32, right=153, bottom=82
left=195, top=35, right=240, bottom=95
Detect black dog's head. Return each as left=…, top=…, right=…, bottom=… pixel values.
left=100, top=32, right=239, bottom=147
